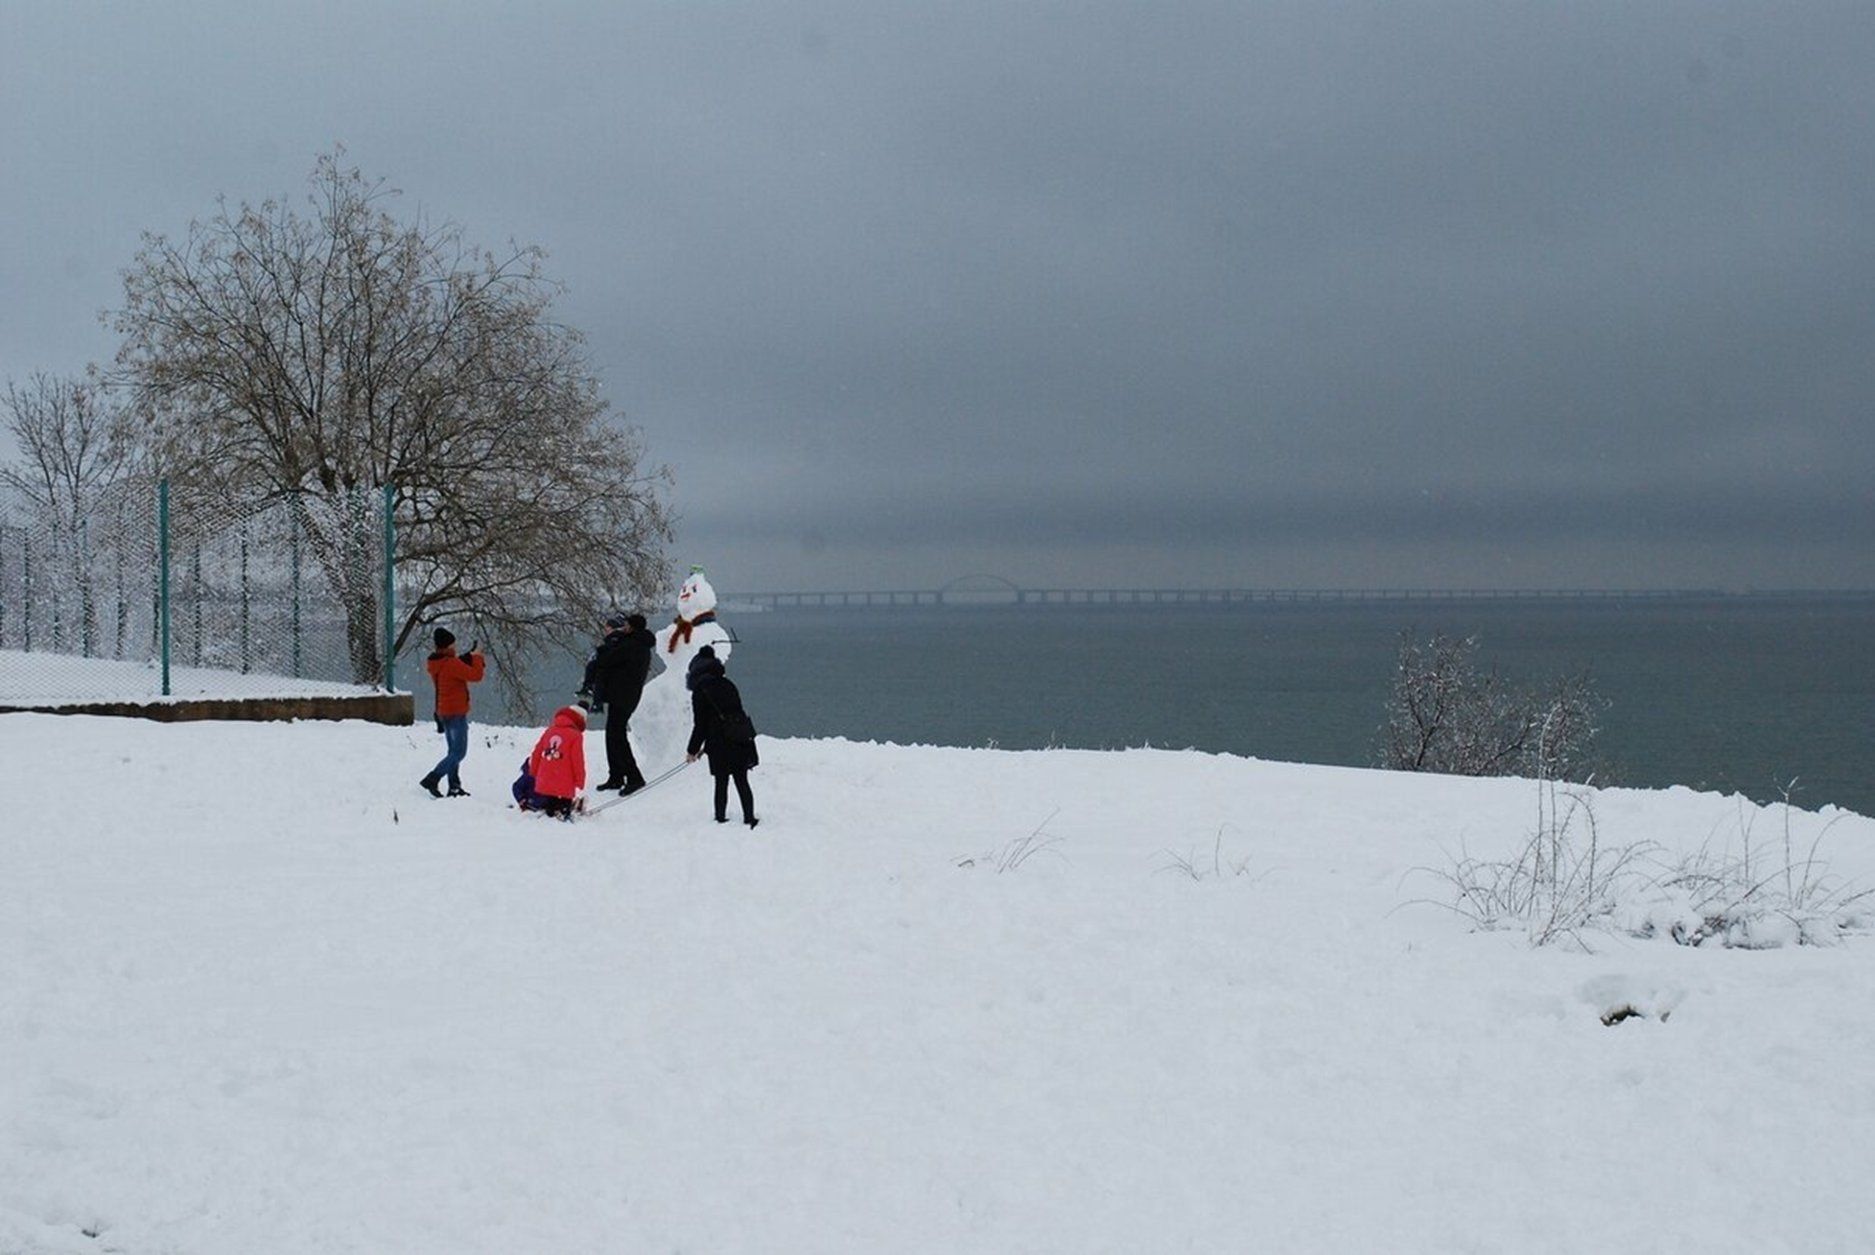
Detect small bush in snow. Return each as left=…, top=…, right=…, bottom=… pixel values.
left=1423, top=780, right=1873, bottom=950
left=1156, top=827, right=1259, bottom=882
left=1421, top=782, right=1652, bottom=949
left=1623, top=786, right=1874, bottom=948
left=954, top=810, right=1066, bottom=873
left=1380, top=630, right=1604, bottom=782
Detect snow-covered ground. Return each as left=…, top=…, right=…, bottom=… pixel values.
left=0, top=649, right=380, bottom=703
left=4, top=712, right=1873, bottom=1253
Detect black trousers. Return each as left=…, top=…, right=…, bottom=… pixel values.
left=604, top=707, right=645, bottom=788
left=713, top=770, right=755, bottom=822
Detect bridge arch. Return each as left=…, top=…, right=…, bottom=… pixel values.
left=937, top=574, right=1025, bottom=605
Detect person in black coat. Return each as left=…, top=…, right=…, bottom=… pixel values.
left=684, top=646, right=759, bottom=827
left=582, top=611, right=656, bottom=793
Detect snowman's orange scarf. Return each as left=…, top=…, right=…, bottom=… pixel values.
left=667, top=609, right=718, bottom=653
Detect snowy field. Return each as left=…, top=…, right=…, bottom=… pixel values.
left=4, top=712, right=1874, bottom=1254
left=0, top=649, right=379, bottom=704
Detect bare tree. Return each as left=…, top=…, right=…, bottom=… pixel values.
left=2, top=372, right=140, bottom=654
left=2, top=371, right=135, bottom=517
left=1380, top=629, right=1603, bottom=782
left=110, top=149, right=672, bottom=687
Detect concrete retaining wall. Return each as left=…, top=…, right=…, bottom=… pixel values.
left=0, top=692, right=414, bottom=726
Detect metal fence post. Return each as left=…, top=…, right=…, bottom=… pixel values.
left=190, top=542, right=203, bottom=667
left=158, top=479, right=172, bottom=696
left=80, top=517, right=93, bottom=659
left=114, top=523, right=128, bottom=659
left=239, top=518, right=250, bottom=674
left=289, top=501, right=303, bottom=678
left=24, top=526, right=34, bottom=651
left=49, top=543, right=62, bottom=651
left=381, top=483, right=395, bottom=692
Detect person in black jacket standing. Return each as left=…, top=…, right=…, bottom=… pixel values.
left=685, top=645, right=759, bottom=827
left=581, top=611, right=655, bottom=793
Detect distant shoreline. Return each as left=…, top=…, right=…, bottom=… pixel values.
left=727, top=588, right=1875, bottom=611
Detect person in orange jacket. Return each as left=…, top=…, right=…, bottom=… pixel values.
left=421, top=627, right=486, bottom=798
left=524, top=705, right=589, bottom=820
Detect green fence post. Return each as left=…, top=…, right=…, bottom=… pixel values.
left=114, top=527, right=127, bottom=659
left=289, top=502, right=302, bottom=678
left=239, top=518, right=251, bottom=674
left=80, top=517, right=93, bottom=659
left=381, top=484, right=395, bottom=692
left=190, top=542, right=202, bottom=667
left=21, top=531, right=31, bottom=652
left=158, top=479, right=171, bottom=696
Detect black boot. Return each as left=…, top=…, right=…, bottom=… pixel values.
left=447, top=782, right=470, bottom=798
left=420, top=773, right=443, bottom=798
left=595, top=779, right=623, bottom=792
left=745, top=816, right=760, bottom=829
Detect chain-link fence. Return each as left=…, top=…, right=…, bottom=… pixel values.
left=0, top=479, right=398, bottom=705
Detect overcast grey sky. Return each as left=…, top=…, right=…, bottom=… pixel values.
left=4, top=1, right=1873, bottom=592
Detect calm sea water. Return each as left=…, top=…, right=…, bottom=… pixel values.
left=510, top=597, right=1875, bottom=817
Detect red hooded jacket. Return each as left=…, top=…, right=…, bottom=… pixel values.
left=427, top=647, right=486, bottom=717
left=528, top=706, right=588, bottom=800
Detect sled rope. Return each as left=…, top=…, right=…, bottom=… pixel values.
left=586, top=758, right=695, bottom=815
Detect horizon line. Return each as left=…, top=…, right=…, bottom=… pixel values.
left=728, top=585, right=1875, bottom=607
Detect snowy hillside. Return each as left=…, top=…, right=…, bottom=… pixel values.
left=0, top=650, right=380, bottom=703
left=4, top=713, right=1874, bottom=1253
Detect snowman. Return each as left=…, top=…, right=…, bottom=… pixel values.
left=630, top=566, right=735, bottom=770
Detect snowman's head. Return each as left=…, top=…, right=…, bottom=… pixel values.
left=677, top=568, right=717, bottom=617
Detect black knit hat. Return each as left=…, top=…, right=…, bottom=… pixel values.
left=433, top=627, right=456, bottom=649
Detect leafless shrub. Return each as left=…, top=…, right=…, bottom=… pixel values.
left=1413, top=783, right=1654, bottom=949
left=1631, top=782, right=1874, bottom=948
left=955, top=809, right=1067, bottom=873
left=1380, top=629, right=1603, bottom=782
left=1156, top=826, right=1259, bottom=882
left=1418, top=777, right=1873, bottom=951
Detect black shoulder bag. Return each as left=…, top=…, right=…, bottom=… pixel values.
left=705, top=687, right=757, bottom=745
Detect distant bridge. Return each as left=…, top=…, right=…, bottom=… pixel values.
left=732, top=583, right=1873, bottom=610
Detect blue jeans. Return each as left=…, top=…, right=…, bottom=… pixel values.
left=432, top=715, right=469, bottom=788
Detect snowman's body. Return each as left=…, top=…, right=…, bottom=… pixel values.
left=630, top=569, right=734, bottom=770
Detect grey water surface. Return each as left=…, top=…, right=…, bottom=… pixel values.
left=502, top=597, right=1874, bottom=817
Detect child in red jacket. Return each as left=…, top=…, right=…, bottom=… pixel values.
left=525, top=705, right=588, bottom=819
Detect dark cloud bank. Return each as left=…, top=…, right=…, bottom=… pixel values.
left=5, top=1, right=1873, bottom=591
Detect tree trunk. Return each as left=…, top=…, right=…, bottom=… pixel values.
left=298, top=487, right=384, bottom=687
left=344, top=589, right=381, bottom=687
